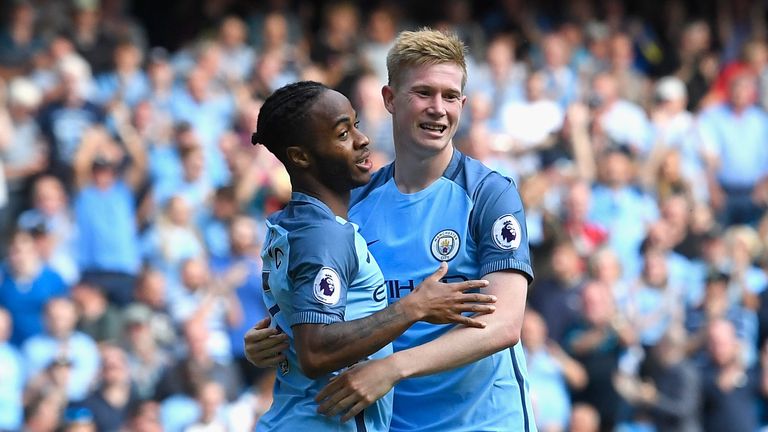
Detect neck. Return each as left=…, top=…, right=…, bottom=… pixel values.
left=393, top=146, right=454, bottom=194
left=293, top=180, right=350, bottom=219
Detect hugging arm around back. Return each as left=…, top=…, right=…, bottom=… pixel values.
left=294, top=262, right=495, bottom=378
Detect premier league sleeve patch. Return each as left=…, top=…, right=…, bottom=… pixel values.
left=431, top=229, right=460, bottom=261
left=313, top=267, right=342, bottom=305
left=491, top=214, right=522, bottom=250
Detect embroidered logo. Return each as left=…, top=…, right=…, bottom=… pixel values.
left=313, top=267, right=341, bottom=305
left=492, top=214, right=522, bottom=250
left=431, top=229, right=460, bottom=261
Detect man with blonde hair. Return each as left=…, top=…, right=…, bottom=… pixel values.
left=247, top=28, right=536, bottom=431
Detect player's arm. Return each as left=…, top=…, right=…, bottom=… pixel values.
left=295, top=262, right=494, bottom=379
left=314, top=271, right=526, bottom=419
left=315, top=173, right=533, bottom=420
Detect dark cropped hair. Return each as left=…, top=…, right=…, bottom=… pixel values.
left=251, top=81, right=329, bottom=165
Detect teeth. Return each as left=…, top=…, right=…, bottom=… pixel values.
left=421, top=124, right=445, bottom=132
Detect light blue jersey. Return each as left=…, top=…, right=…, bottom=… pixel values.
left=257, top=193, right=393, bottom=432
left=350, top=150, right=537, bottom=432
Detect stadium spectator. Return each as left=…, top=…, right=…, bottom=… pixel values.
left=564, top=280, right=636, bottom=430
left=22, top=297, right=100, bottom=402
left=529, top=241, right=588, bottom=344
left=0, top=229, right=68, bottom=346
left=523, top=309, right=587, bottom=432
left=71, top=280, right=123, bottom=343
left=73, top=120, right=145, bottom=306
left=0, top=307, right=23, bottom=431
left=698, top=72, right=768, bottom=227
left=74, top=343, right=139, bottom=431
left=700, top=319, right=768, bottom=432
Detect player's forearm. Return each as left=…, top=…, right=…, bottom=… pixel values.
left=389, top=271, right=526, bottom=380
left=389, top=313, right=519, bottom=380
left=295, top=299, right=420, bottom=378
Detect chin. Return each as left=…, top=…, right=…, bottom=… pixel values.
left=352, top=174, right=372, bottom=187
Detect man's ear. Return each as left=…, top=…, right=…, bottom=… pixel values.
left=286, top=146, right=311, bottom=169
left=382, top=85, right=396, bottom=114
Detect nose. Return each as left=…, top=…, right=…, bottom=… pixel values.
left=354, top=128, right=370, bottom=149
left=427, top=94, right=446, bottom=116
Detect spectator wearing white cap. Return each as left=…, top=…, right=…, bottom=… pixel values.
left=2, top=77, right=46, bottom=214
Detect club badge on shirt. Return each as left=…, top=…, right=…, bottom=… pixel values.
left=431, top=229, right=460, bottom=261
left=492, top=214, right=522, bottom=250
left=313, top=267, right=341, bottom=305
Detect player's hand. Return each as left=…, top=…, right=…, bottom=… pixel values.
left=315, top=358, right=399, bottom=422
left=244, top=317, right=289, bottom=368
left=405, top=262, right=495, bottom=328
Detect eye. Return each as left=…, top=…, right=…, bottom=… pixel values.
left=354, top=120, right=360, bottom=128
left=339, top=130, right=349, bottom=138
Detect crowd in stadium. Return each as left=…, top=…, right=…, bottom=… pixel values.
left=1, top=0, right=768, bottom=431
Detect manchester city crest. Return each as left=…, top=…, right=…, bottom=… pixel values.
left=313, top=267, right=341, bottom=305
left=492, top=214, right=522, bottom=250
left=431, top=229, right=460, bottom=261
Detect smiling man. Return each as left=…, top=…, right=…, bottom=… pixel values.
left=313, top=29, right=537, bottom=431
left=250, top=81, right=497, bottom=431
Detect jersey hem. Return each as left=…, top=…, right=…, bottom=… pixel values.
left=480, top=259, right=534, bottom=283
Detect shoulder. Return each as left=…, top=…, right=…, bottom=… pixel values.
left=289, top=219, right=355, bottom=246
left=445, top=151, right=515, bottom=199
left=280, top=207, right=357, bottom=259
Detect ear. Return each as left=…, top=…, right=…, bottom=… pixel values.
left=382, top=85, right=396, bottom=114
left=286, top=146, right=311, bottom=169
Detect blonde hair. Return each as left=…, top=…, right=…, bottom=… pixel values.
left=386, top=28, right=468, bottom=90
left=725, top=225, right=763, bottom=260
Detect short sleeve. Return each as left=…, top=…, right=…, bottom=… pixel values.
left=470, top=173, right=534, bottom=283
left=286, top=222, right=359, bottom=326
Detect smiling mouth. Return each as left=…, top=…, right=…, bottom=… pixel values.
left=355, top=152, right=372, bottom=170
left=420, top=123, right=447, bottom=133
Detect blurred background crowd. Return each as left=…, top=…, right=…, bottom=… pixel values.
left=0, top=0, right=767, bottom=431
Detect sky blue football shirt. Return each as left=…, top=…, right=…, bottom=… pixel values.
left=257, top=192, right=393, bottom=432
left=350, top=150, right=537, bottom=432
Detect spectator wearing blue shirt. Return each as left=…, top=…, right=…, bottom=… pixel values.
left=590, top=146, right=659, bottom=279
left=623, top=248, right=685, bottom=347
left=198, top=186, right=239, bottom=259
left=0, top=307, right=24, bottom=431
left=18, top=176, right=80, bottom=285
left=0, top=230, right=68, bottom=347
left=209, top=215, right=267, bottom=385
left=539, top=33, right=581, bottom=109
left=22, top=297, right=100, bottom=403
left=699, top=73, right=768, bottom=227
left=140, top=195, right=205, bottom=281
left=170, top=67, right=235, bottom=187
left=72, top=114, right=146, bottom=306
left=94, top=40, right=151, bottom=108
left=152, top=145, right=212, bottom=218
left=215, top=16, right=256, bottom=84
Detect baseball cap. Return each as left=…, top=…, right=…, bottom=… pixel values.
left=656, top=76, right=687, bottom=101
